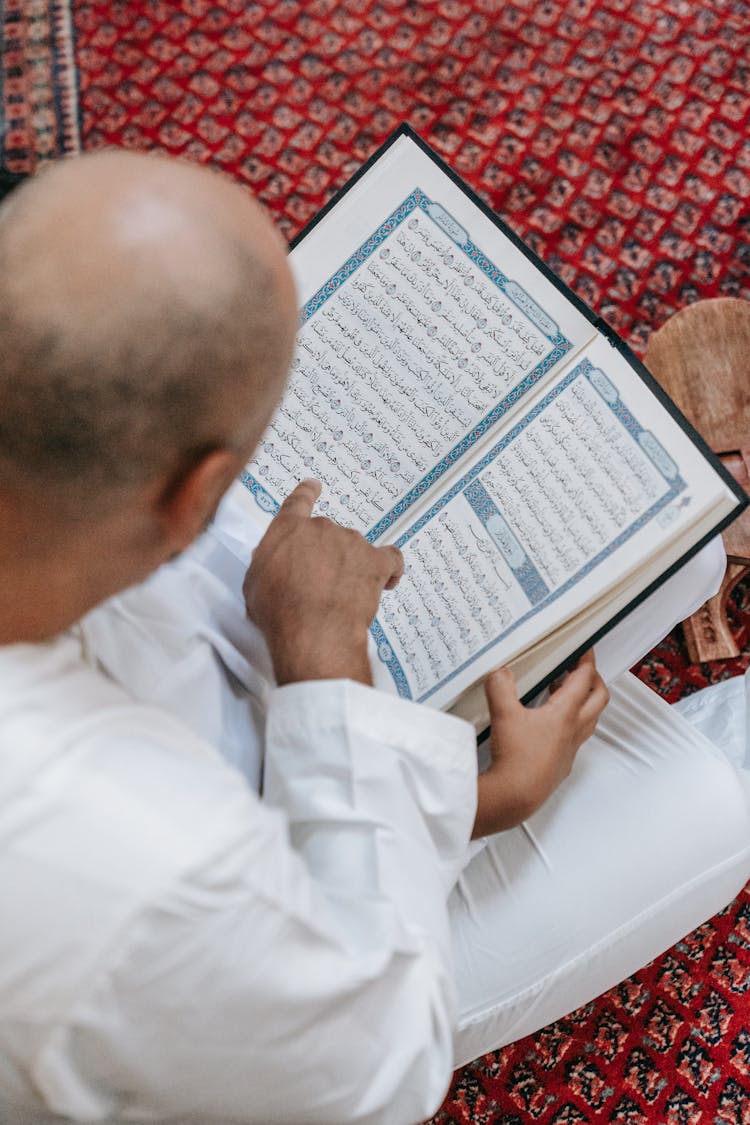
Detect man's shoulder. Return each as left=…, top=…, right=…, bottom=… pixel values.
left=0, top=634, right=271, bottom=1118
left=0, top=630, right=218, bottom=767
left=0, top=630, right=134, bottom=726
left=0, top=631, right=260, bottom=861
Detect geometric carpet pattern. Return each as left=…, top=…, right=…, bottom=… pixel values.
left=0, top=0, right=79, bottom=173
left=435, top=889, right=749, bottom=1124
left=2, top=1, right=749, bottom=1120
left=69, top=0, right=750, bottom=355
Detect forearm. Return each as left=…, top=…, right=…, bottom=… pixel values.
left=473, top=766, right=532, bottom=839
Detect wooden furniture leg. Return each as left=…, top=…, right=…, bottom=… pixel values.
left=644, top=299, right=750, bottom=663
left=681, top=562, right=750, bottom=663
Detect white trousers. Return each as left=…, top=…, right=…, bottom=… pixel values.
left=85, top=499, right=750, bottom=1069
left=451, top=537, right=750, bottom=1065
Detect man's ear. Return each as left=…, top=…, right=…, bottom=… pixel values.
left=157, top=447, right=240, bottom=555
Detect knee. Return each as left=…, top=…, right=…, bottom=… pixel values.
left=581, top=680, right=750, bottom=909
left=686, top=536, right=727, bottom=608
left=648, top=739, right=750, bottom=886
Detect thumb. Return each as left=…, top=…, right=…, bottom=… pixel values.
left=484, top=666, right=520, bottom=723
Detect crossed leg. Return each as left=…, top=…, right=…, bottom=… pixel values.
left=451, top=537, right=750, bottom=1064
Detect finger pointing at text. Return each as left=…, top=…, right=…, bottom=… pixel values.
left=243, top=479, right=404, bottom=686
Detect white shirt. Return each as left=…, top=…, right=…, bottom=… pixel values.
left=2, top=482, right=727, bottom=1124
left=0, top=492, right=479, bottom=1124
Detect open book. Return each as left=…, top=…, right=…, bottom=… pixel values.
left=235, top=124, right=747, bottom=731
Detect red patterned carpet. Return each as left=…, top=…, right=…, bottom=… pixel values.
left=2, top=1, right=749, bottom=1121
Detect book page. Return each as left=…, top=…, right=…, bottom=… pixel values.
left=240, top=133, right=595, bottom=535
left=451, top=508, right=728, bottom=728
left=369, top=335, right=737, bottom=710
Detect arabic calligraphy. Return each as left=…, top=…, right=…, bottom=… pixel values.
left=248, top=209, right=552, bottom=531
left=377, top=372, right=673, bottom=701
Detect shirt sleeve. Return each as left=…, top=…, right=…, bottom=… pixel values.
left=35, top=680, right=478, bottom=1125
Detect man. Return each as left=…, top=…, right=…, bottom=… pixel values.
left=0, top=152, right=747, bottom=1125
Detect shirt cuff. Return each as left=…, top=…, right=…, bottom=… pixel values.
left=265, top=678, right=478, bottom=887
left=268, top=677, right=476, bottom=761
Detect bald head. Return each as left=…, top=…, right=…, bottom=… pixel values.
left=0, top=150, right=297, bottom=515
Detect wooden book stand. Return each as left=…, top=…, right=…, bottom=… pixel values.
left=644, top=298, right=750, bottom=662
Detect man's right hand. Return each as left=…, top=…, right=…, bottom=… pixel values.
left=243, top=479, right=404, bottom=687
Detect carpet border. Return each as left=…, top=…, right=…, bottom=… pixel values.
left=0, top=0, right=81, bottom=171
left=50, top=0, right=81, bottom=158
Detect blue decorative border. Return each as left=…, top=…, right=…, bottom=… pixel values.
left=239, top=471, right=280, bottom=515
left=242, top=188, right=572, bottom=534
left=369, top=619, right=411, bottom=698
left=372, top=358, right=688, bottom=701
left=463, top=480, right=550, bottom=605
